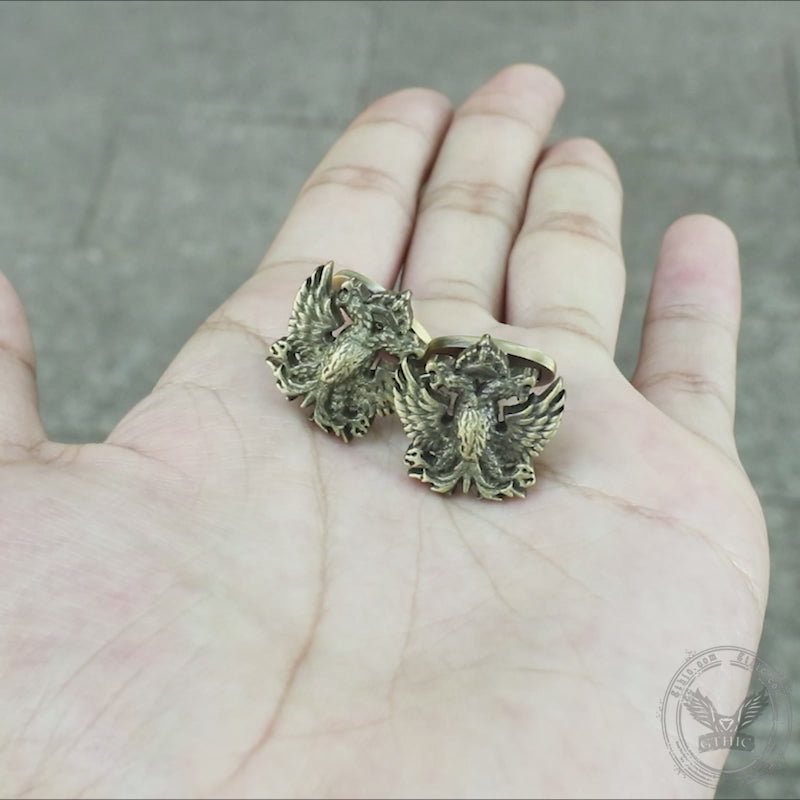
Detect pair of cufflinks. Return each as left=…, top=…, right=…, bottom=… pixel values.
left=267, top=262, right=564, bottom=500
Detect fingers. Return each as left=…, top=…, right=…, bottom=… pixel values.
left=506, top=137, right=625, bottom=365
left=0, top=271, right=45, bottom=452
left=403, top=64, right=564, bottom=324
left=153, top=88, right=452, bottom=389
left=632, top=215, right=741, bottom=455
left=257, top=87, right=452, bottom=302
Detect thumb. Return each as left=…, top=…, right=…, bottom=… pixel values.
left=0, top=271, right=45, bottom=453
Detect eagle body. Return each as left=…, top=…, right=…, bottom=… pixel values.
left=456, top=397, right=492, bottom=462
left=319, top=330, right=374, bottom=385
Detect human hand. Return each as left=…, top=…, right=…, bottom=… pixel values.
left=0, top=64, right=767, bottom=798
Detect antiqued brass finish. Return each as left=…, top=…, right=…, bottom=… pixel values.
left=425, top=335, right=557, bottom=385
left=332, top=269, right=432, bottom=343
left=267, top=262, right=428, bottom=441
left=394, top=334, right=565, bottom=500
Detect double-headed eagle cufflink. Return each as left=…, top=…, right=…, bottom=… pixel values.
left=267, top=263, right=565, bottom=500
left=267, top=261, right=429, bottom=441
left=394, top=335, right=564, bottom=500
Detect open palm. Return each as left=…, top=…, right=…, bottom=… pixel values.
left=1, top=65, right=768, bottom=798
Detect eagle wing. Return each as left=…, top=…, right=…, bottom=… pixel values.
left=394, top=357, right=450, bottom=443
left=369, top=355, right=404, bottom=417
left=268, top=262, right=344, bottom=395
left=498, top=377, right=566, bottom=465
left=682, top=688, right=718, bottom=731
left=736, top=687, right=770, bottom=731
left=394, top=357, right=466, bottom=491
left=286, top=261, right=344, bottom=342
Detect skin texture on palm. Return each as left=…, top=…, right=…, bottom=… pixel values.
left=0, top=65, right=767, bottom=798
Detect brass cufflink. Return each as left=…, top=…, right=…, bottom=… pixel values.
left=267, top=262, right=429, bottom=441
left=394, top=334, right=565, bottom=500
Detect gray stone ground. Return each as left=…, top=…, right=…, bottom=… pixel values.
left=0, top=1, right=797, bottom=796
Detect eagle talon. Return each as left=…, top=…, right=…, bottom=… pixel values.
left=512, top=463, right=535, bottom=488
